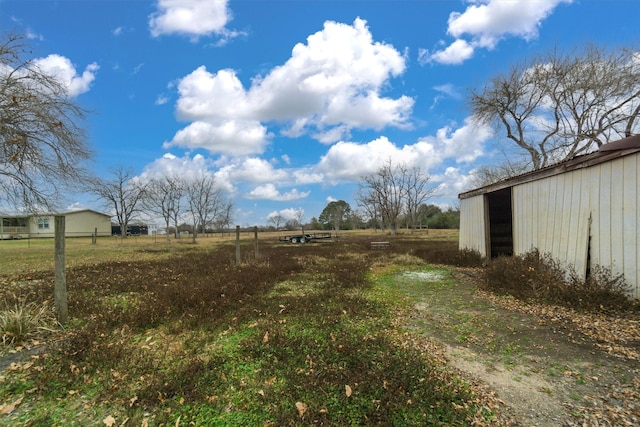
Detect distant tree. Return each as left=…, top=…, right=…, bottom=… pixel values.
left=428, top=207, right=460, bottom=229
left=470, top=161, right=531, bottom=188
left=214, top=202, right=234, bottom=237
left=185, top=174, right=225, bottom=242
left=355, top=190, right=382, bottom=231
left=358, top=160, right=405, bottom=235
left=267, top=213, right=284, bottom=230
left=318, top=200, right=351, bottom=232
left=416, top=204, right=441, bottom=230
left=1, top=34, right=91, bottom=211
left=358, top=160, right=433, bottom=235
left=284, top=219, right=297, bottom=231
left=293, top=210, right=305, bottom=232
left=143, top=176, right=183, bottom=241
left=346, top=210, right=365, bottom=230
left=308, top=216, right=321, bottom=230
left=470, top=44, right=640, bottom=174
left=86, top=167, right=146, bottom=238
left=403, top=166, right=437, bottom=231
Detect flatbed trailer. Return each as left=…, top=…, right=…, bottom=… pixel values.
left=279, top=232, right=333, bottom=243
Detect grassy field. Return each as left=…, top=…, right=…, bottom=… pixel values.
left=0, top=229, right=458, bottom=275
left=2, top=230, right=638, bottom=426
left=0, top=230, right=503, bottom=426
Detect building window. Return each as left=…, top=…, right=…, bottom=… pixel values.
left=38, top=218, right=50, bottom=229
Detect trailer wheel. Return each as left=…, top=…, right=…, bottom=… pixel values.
left=290, top=237, right=299, bottom=243
left=300, top=236, right=307, bottom=243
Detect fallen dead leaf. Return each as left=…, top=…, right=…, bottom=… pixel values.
left=103, top=415, right=116, bottom=427
left=295, top=401, right=307, bottom=418
left=345, top=384, right=352, bottom=397
left=0, top=396, right=23, bottom=415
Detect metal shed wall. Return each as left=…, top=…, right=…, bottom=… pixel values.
left=459, top=195, right=487, bottom=257
left=511, top=154, right=639, bottom=299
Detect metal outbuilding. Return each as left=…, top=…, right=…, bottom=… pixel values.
left=458, top=134, right=640, bottom=299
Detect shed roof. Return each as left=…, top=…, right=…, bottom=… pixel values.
left=1, top=209, right=111, bottom=219
left=459, top=134, right=640, bottom=200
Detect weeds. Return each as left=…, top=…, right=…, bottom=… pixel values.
left=484, top=249, right=634, bottom=312
left=0, top=300, right=55, bottom=345
left=0, top=239, right=489, bottom=426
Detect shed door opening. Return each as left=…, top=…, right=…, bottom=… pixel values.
left=486, top=188, right=513, bottom=258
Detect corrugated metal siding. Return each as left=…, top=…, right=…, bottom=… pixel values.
left=459, top=196, right=486, bottom=257
left=511, top=154, right=639, bottom=298
left=622, top=155, right=638, bottom=299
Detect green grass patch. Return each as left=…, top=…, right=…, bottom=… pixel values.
left=0, top=237, right=493, bottom=426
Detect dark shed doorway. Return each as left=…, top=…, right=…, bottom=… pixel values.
left=486, top=188, right=513, bottom=258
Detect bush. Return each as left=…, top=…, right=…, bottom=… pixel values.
left=1, top=300, right=55, bottom=345
left=414, top=247, right=484, bottom=267
left=484, top=249, right=634, bottom=312
left=567, top=264, right=633, bottom=312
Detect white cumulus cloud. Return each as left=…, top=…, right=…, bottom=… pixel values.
left=166, top=18, right=413, bottom=155
left=425, top=0, right=572, bottom=65
left=315, top=119, right=492, bottom=182
left=33, top=54, right=99, bottom=97
left=246, top=184, right=310, bottom=201
left=138, top=153, right=216, bottom=182
left=149, top=0, right=237, bottom=41
left=164, top=120, right=270, bottom=156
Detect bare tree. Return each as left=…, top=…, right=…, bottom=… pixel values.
left=143, top=176, right=183, bottom=241
left=355, top=187, right=382, bottom=231
left=294, top=209, right=305, bottom=233
left=470, top=44, right=640, bottom=172
left=1, top=34, right=91, bottom=211
left=470, top=161, right=531, bottom=188
left=214, top=202, right=234, bottom=237
left=185, top=174, right=225, bottom=242
left=359, top=160, right=407, bottom=235
left=358, top=160, right=434, bottom=234
left=403, top=166, right=437, bottom=231
left=267, top=213, right=284, bottom=230
left=86, top=167, right=146, bottom=238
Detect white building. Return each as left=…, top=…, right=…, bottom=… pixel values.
left=459, top=135, right=640, bottom=299
left=0, top=209, right=112, bottom=239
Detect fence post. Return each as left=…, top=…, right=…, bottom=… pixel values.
left=254, top=226, right=259, bottom=259
left=235, top=225, right=241, bottom=265
left=92, top=227, right=97, bottom=244
left=54, top=215, right=68, bottom=324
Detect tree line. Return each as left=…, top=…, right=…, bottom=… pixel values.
left=308, top=199, right=459, bottom=232
left=86, top=167, right=233, bottom=240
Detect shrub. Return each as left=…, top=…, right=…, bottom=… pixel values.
left=484, top=249, right=634, bottom=312
left=414, top=247, right=484, bottom=267
left=567, top=264, right=633, bottom=312
left=1, top=300, right=55, bottom=345
left=484, top=249, right=566, bottom=301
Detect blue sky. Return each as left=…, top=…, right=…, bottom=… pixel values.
left=1, top=0, right=638, bottom=226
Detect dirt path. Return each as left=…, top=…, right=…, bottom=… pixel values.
left=396, top=268, right=640, bottom=426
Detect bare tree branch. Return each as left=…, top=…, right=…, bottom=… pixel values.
left=85, top=167, right=146, bottom=238
left=469, top=44, right=640, bottom=173
left=1, top=33, right=91, bottom=211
